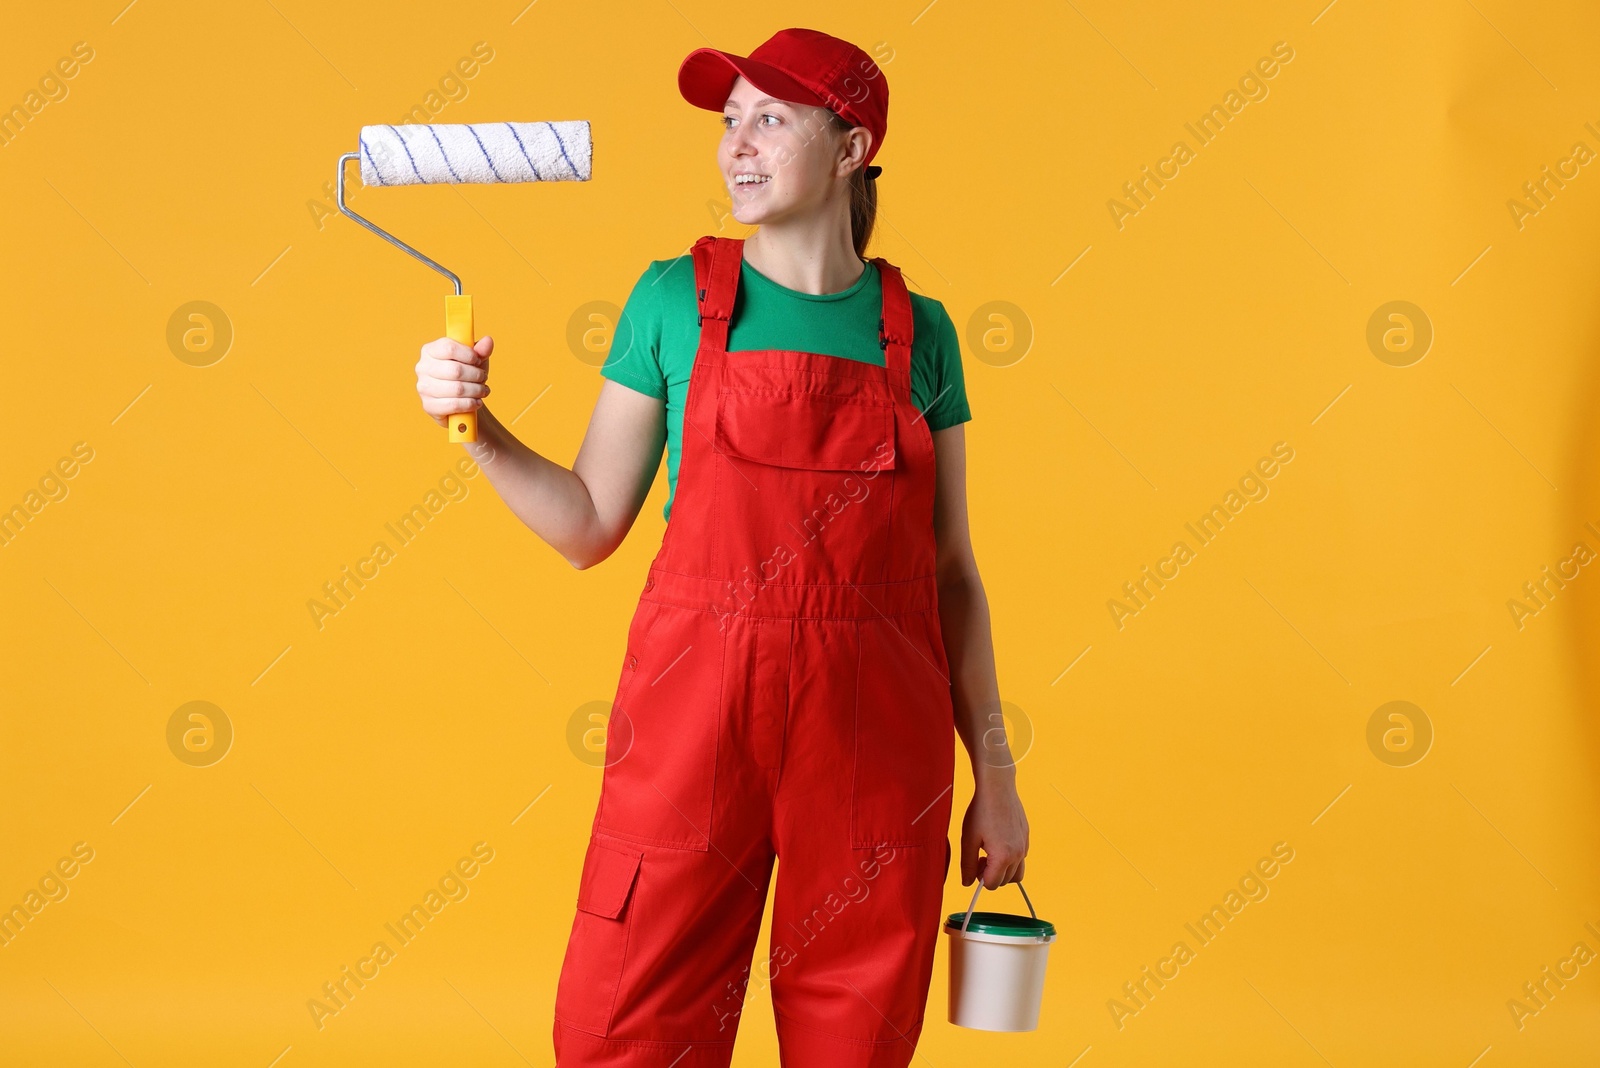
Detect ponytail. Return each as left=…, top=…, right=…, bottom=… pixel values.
left=827, top=111, right=879, bottom=259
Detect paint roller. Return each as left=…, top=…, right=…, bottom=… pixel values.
left=337, top=121, right=593, bottom=442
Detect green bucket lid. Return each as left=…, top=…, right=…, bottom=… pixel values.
left=945, top=909, right=1056, bottom=938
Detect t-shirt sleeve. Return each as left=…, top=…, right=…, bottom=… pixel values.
left=599, top=262, right=668, bottom=400
left=923, top=303, right=972, bottom=431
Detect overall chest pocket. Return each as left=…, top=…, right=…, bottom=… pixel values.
left=714, top=384, right=898, bottom=473
left=709, top=365, right=903, bottom=587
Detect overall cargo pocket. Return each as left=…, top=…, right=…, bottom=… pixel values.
left=554, top=837, right=645, bottom=1037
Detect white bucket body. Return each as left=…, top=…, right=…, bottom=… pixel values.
left=945, top=924, right=1054, bottom=1031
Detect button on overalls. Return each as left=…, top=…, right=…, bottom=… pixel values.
left=554, top=235, right=956, bottom=1067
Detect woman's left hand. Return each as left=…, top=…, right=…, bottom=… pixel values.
left=959, top=772, right=1030, bottom=889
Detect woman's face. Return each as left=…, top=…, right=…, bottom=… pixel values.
left=719, top=75, right=859, bottom=226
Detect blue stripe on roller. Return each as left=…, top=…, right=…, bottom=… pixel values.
left=384, top=124, right=425, bottom=182
left=359, top=137, right=388, bottom=185
left=504, top=122, right=544, bottom=181
left=422, top=124, right=463, bottom=183
left=547, top=121, right=579, bottom=178
left=466, top=124, right=506, bottom=182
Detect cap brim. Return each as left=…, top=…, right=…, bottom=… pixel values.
left=677, top=48, right=828, bottom=113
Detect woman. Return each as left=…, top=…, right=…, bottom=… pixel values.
left=414, top=27, right=1029, bottom=1067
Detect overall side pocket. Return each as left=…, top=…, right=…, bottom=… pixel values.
left=851, top=611, right=957, bottom=849
left=554, top=837, right=645, bottom=1037
left=596, top=602, right=722, bottom=851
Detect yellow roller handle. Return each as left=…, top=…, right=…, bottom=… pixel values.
left=445, top=294, right=478, bottom=443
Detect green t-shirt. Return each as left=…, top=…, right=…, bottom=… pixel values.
left=601, top=252, right=972, bottom=520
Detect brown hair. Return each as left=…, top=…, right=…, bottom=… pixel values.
left=826, top=110, right=878, bottom=260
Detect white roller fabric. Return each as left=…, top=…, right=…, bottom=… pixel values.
left=360, top=120, right=592, bottom=185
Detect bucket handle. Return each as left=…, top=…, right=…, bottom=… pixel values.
left=959, top=879, right=1038, bottom=933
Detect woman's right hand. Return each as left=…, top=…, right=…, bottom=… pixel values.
left=416, top=335, right=493, bottom=428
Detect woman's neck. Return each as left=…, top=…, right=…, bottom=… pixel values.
left=742, top=215, right=863, bottom=296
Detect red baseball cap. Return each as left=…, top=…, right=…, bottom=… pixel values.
left=678, top=28, right=889, bottom=174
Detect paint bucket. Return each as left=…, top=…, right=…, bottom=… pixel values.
left=944, top=880, right=1055, bottom=1031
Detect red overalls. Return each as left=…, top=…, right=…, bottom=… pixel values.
left=553, top=236, right=956, bottom=1067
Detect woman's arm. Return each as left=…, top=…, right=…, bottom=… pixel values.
left=416, top=334, right=665, bottom=569
left=932, top=423, right=1030, bottom=890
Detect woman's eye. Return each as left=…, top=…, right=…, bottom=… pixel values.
left=720, top=115, right=736, bottom=129
left=760, top=113, right=780, bottom=126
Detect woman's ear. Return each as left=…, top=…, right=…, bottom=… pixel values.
left=839, top=127, right=873, bottom=178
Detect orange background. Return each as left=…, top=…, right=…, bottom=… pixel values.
left=2, top=1, right=1599, bottom=1064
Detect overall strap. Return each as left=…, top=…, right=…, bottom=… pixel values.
left=872, top=257, right=915, bottom=382
left=691, top=235, right=744, bottom=354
